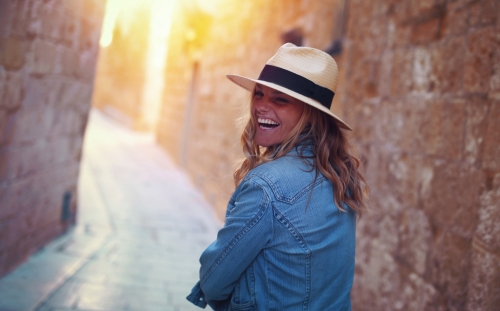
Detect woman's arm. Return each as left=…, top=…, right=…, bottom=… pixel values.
left=197, top=178, right=274, bottom=305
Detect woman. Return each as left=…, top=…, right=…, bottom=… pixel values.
left=187, top=43, right=369, bottom=310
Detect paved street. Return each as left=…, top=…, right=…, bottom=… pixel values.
left=0, top=109, right=222, bottom=311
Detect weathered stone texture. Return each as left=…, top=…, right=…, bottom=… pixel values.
left=344, top=0, right=500, bottom=310
left=464, top=27, right=496, bottom=93
left=157, top=0, right=500, bottom=309
left=0, top=0, right=104, bottom=277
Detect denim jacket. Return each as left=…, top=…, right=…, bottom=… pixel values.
left=187, top=144, right=356, bottom=310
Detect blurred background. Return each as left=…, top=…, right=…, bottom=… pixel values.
left=0, top=0, right=499, bottom=310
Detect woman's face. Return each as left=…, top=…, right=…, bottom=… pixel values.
left=251, top=84, right=305, bottom=147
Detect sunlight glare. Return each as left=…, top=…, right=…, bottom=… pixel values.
left=99, top=0, right=122, bottom=47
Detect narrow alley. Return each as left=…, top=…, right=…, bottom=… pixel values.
left=0, top=110, right=221, bottom=311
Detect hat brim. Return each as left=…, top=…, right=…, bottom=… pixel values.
left=226, top=74, right=352, bottom=131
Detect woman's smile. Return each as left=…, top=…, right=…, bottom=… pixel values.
left=257, top=117, right=280, bottom=129
left=252, top=84, right=305, bottom=147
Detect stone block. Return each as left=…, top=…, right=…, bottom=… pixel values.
left=346, top=101, right=378, bottom=144
left=475, top=172, right=500, bottom=253
left=5, top=212, right=35, bottom=249
left=431, top=37, right=466, bottom=94
left=398, top=208, right=431, bottom=275
left=1, top=37, right=25, bottom=70
left=492, top=42, right=500, bottom=93
left=80, top=23, right=101, bottom=53
left=0, top=251, right=5, bottom=278
left=49, top=110, right=72, bottom=137
left=23, top=75, right=65, bottom=109
left=378, top=52, right=393, bottom=97
left=464, top=27, right=496, bottom=93
left=78, top=52, right=98, bottom=80
left=430, top=231, right=472, bottom=309
left=29, top=39, right=59, bottom=75
left=412, top=47, right=434, bottom=93
left=28, top=0, right=64, bottom=40
left=443, top=2, right=468, bottom=37
left=450, top=167, right=484, bottom=236
left=482, top=99, right=500, bottom=170
left=465, top=243, right=500, bottom=310
left=4, top=1, right=31, bottom=38
left=56, top=79, right=78, bottom=109
left=33, top=200, right=61, bottom=230
left=1, top=70, right=24, bottom=112
left=389, top=0, right=412, bottom=25
left=390, top=49, right=413, bottom=96
left=56, top=46, right=72, bottom=77
left=396, top=273, right=438, bottom=311
left=352, top=233, right=401, bottom=311
left=411, top=16, right=442, bottom=45
left=62, top=16, right=81, bottom=50
left=440, top=98, right=466, bottom=160
left=0, top=1, right=13, bottom=36
left=420, top=162, right=483, bottom=232
left=382, top=99, right=410, bottom=151
left=0, top=110, right=7, bottom=143
left=0, top=176, right=42, bottom=220
left=464, top=95, right=490, bottom=165
left=386, top=152, right=422, bottom=207
left=344, top=51, right=368, bottom=104
left=376, top=213, right=400, bottom=256
left=420, top=283, right=447, bottom=311
left=404, top=97, right=465, bottom=160
left=0, top=68, right=5, bottom=100
left=401, top=96, right=436, bottom=153
left=469, top=0, right=497, bottom=27
left=389, top=21, right=412, bottom=49
left=357, top=144, right=392, bottom=197
left=79, top=0, right=106, bottom=21
left=70, top=112, right=88, bottom=137
left=409, top=0, right=438, bottom=17
left=3, top=234, right=34, bottom=276
left=7, top=106, right=55, bottom=144
left=0, top=220, right=7, bottom=251
left=1, top=145, right=37, bottom=181
left=31, top=220, right=64, bottom=252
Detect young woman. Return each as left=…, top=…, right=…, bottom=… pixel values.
left=187, top=43, right=369, bottom=311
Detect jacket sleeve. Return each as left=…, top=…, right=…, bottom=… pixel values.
left=198, top=177, right=274, bottom=304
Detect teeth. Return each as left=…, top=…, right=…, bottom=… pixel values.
left=258, top=118, right=279, bottom=125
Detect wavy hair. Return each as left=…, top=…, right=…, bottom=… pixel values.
left=234, top=95, right=369, bottom=217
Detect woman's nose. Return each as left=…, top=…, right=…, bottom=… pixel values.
left=254, top=97, right=270, bottom=112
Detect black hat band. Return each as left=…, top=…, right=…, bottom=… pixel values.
left=257, top=65, right=335, bottom=109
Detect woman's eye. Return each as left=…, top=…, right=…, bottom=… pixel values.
left=275, top=97, right=289, bottom=103
left=254, top=91, right=263, bottom=98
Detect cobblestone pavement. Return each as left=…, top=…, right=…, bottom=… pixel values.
left=0, top=109, right=222, bottom=311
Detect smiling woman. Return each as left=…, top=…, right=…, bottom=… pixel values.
left=187, top=43, right=369, bottom=311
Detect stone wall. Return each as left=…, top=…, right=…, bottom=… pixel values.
left=345, top=0, right=500, bottom=310
left=157, top=0, right=500, bottom=309
left=0, top=0, right=105, bottom=277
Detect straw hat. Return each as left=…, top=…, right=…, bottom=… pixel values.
left=226, top=43, right=352, bottom=131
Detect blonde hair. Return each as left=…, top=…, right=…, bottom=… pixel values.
left=234, top=95, right=369, bottom=217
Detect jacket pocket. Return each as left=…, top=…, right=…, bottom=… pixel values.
left=230, top=300, right=256, bottom=311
